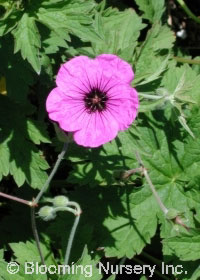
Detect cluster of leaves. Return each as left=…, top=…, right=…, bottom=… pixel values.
left=0, top=0, right=200, bottom=279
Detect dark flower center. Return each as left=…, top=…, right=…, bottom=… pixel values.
left=84, top=88, right=108, bottom=113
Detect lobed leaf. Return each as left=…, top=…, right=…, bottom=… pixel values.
left=0, top=95, right=49, bottom=188
left=12, top=14, right=41, bottom=73
left=135, top=0, right=165, bottom=23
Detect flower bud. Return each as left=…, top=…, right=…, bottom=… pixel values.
left=166, top=208, right=179, bottom=220
left=52, top=195, right=69, bottom=207
left=38, top=206, right=56, bottom=221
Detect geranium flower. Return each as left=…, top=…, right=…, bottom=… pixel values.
left=46, top=54, right=139, bottom=147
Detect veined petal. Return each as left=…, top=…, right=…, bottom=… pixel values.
left=105, top=85, right=139, bottom=130
left=56, top=56, right=101, bottom=93
left=96, top=54, right=134, bottom=84
left=59, top=108, right=91, bottom=132
left=46, top=87, right=87, bottom=131
left=73, top=111, right=119, bottom=147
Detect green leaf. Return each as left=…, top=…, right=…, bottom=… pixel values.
left=0, top=38, right=35, bottom=104
left=66, top=128, right=139, bottom=187
left=37, top=8, right=101, bottom=45
left=10, top=240, right=49, bottom=264
left=161, top=64, right=200, bottom=106
left=103, top=9, right=145, bottom=51
left=8, top=240, right=54, bottom=280
left=27, top=120, right=50, bottom=145
left=37, top=9, right=70, bottom=33
left=0, top=1, right=22, bottom=36
left=107, top=276, right=116, bottom=280
left=140, top=277, right=148, bottom=280
left=92, top=9, right=145, bottom=56
left=135, top=0, right=165, bottom=23
left=136, top=54, right=170, bottom=86
left=159, top=64, right=200, bottom=135
left=163, top=235, right=200, bottom=261
left=43, top=31, right=69, bottom=54
left=151, top=26, right=175, bottom=51
left=59, top=247, right=102, bottom=280
left=135, top=24, right=175, bottom=83
left=12, top=13, right=41, bottom=73
left=0, top=258, right=24, bottom=280
left=178, top=115, right=195, bottom=138
left=172, top=260, right=200, bottom=280
left=0, top=13, right=19, bottom=36
left=41, top=0, right=95, bottom=15
left=0, top=243, right=51, bottom=279
left=0, top=96, right=49, bottom=188
left=102, top=186, right=158, bottom=258
left=0, top=141, right=9, bottom=179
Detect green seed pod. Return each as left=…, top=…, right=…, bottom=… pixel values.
left=52, top=195, right=69, bottom=207
left=38, top=206, right=56, bottom=221
left=166, top=208, right=179, bottom=220
left=113, top=169, right=127, bottom=180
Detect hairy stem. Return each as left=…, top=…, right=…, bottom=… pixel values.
left=52, top=206, right=77, bottom=216
left=0, top=191, right=33, bottom=206
left=64, top=214, right=81, bottom=265
left=175, top=0, right=200, bottom=24
left=174, top=56, right=200, bottom=65
left=135, top=152, right=168, bottom=215
left=35, top=142, right=68, bottom=204
left=31, top=207, right=45, bottom=265
left=31, top=142, right=68, bottom=267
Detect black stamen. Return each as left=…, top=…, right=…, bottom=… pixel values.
left=84, top=88, right=108, bottom=113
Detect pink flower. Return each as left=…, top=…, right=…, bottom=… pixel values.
left=46, top=54, right=139, bottom=148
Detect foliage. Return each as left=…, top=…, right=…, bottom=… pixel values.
left=0, top=0, right=200, bottom=279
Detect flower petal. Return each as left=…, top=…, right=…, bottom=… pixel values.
left=46, top=87, right=64, bottom=114
left=46, top=87, right=87, bottom=131
left=56, top=56, right=101, bottom=94
left=106, top=85, right=139, bottom=130
left=96, top=54, right=134, bottom=84
left=73, top=111, right=119, bottom=147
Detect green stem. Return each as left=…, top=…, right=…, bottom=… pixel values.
left=64, top=215, right=81, bottom=265
left=133, top=257, right=172, bottom=280
left=135, top=152, right=168, bottom=215
left=139, top=93, right=163, bottom=100
left=35, top=142, right=68, bottom=204
left=67, top=202, right=82, bottom=214
left=31, top=142, right=68, bottom=268
left=174, top=56, right=200, bottom=65
left=118, top=257, right=126, bottom=265
left=50, top=203, right=81, bottom=265
left=31, top=207, right=45, bottom=265
left=53, top=206, right=77, bottom=216
left=175, top=0, right=200, bottom=24
left=143, top=168, right=168, bottom=214
left=141, top=251, right=162, bottom=267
